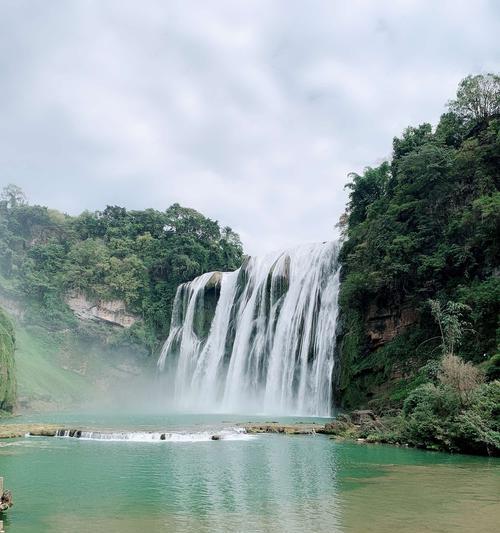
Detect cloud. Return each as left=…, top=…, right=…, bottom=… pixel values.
left=0, top=0, right=499, bottom=253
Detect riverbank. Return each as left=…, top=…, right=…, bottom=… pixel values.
left=0, top=422, right=323, bottom=439
left=0, top=405, right=498, bottom=457
left=0, top=423, right=60, bottom=438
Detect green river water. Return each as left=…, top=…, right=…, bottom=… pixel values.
left=0, top=413, right=498, bottom=532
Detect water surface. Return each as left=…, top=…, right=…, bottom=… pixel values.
left=0, top=413, right=498, bottom=532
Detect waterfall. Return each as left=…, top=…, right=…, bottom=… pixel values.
left=157, top=242, right=340, bottom=416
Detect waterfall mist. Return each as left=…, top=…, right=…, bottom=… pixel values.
left=158, top=242, right=340, bottom=416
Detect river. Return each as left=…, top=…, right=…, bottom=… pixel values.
left=0, top=413, right=498, bottom=532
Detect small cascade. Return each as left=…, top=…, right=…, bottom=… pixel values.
left=52, top=428, right=250, bottom=442
left=158, top=242, right=341, bottom=416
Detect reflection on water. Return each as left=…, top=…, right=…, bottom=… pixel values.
left=0, top=414, right=498, bottom=532
left=342, top=463, right=499, bottom=533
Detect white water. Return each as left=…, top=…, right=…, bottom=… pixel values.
left=52, top=428, right=251, bottom=442
left=158, top=242, right=340, bottom=416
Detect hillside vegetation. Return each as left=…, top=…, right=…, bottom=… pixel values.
left=337, top=74, right=499, bottom=454
left=0, top=307, right=15, bottom=412
left=0, top=197, right=243, bottom=351
left=0, top=196, right=243, bottom=408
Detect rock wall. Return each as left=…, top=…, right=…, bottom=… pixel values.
left=364, top=305, right=419, bottom=350
left=336, top=299, right=421, bottom=409
left=66, top=292, right=139, bottom=328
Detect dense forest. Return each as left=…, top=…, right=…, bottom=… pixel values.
left=336, top=74, right=499, bottom=454
left=0, top=196, right=243, bottom=353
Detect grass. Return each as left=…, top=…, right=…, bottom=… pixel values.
left=15, top=324, right=92, bottom=407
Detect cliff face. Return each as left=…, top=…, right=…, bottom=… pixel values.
left=0, top=307, right=16, bottom=412
left=66, top=292, right=139, bottom=328
left=336, top=297, right=423, bottom=409
left=364, top=305, right=418, bottom=350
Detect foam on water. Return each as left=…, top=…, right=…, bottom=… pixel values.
left=52, top=427, right=253, bottom=443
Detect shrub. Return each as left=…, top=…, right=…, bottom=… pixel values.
left=453, top=381, right=500, bottom=455
left=483, top=354, right=500, bottom=381
left=438, top=354, right=484, bottom=405
left=402, top=383, right=461, bottom=451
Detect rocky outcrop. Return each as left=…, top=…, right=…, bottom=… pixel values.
left=66, top=292, right=139, bottom=328
left=192, top=272, right=222, bottom=340
left=365, top=305, right=418, bottom=349
left=319, top=410, right=384, bottom=437
left=243, top=422, right=319, bottom=435
left=205, top=272, right=222, bottom=290
left=267, top=254, right=290, bottom=302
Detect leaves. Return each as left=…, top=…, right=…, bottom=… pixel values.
left=448, top=73, right=500, bottom=123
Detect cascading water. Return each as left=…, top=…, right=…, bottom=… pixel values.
left=157, top=242, right=340, bottom=416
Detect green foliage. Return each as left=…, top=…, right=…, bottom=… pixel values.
left=402, top=383, right=462, bottom=451
left=401, top=379, right=499, bottom=455
left=0, top=307, right=16, bottom=412
left=0, top=192, right=244, bottom=352
left=0, top=183, right=27, bottom=208
left=338, top=74, right=500, bottom=409
left=428, top=299, right=472, bottom=357
left=483, top=354, right=500, bottom=381
left=448, top=73, right=500, bottom=123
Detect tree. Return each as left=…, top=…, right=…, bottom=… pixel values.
left=428, top=299, right=472, bottom=357
left=1, top=184, right=27, bottom=208
left=448, top=73, right=500, bottom=122
left=344, top=162, right=391, bottom=227
left=393, top=123, right=433, bottom=164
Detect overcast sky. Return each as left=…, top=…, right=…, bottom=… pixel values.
left=0, top=1, right=499, bottom=254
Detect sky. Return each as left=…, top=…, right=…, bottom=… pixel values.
left=0, top=1, right=499, bottom=254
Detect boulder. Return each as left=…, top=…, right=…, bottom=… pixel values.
left=0, top=490, right=13, bottom=512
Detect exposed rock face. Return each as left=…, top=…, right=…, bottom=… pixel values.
left=243, top=423, right=319, bottom=435
left=193, top=272, right=222, bottom=340
left=0, top=291, right=24, bottom=320
left=365, top=305, right=418, bottom=349
left=268, top=254, right=290, bottom=302
left=66, top=292, right=139, bottom=328
left=205, top=272, right=222, bottom=290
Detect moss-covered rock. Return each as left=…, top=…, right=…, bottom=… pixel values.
left=0, top=307, right=16, bottom=412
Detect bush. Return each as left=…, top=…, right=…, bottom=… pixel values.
left=402, top=383, right=461, bottom=451
left=438, top=354, right=484, bottom=405
left=483, top=354, right=500, bottom=381
left=401, top=375, right=499, bottom=455
left=454, top=381, right=500, bottom=455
